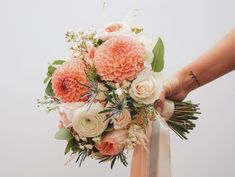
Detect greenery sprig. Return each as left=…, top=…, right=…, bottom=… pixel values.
left=44, top=59, right=65, bottom=96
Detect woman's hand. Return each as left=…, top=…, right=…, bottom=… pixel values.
left=155, top=28, right=235, bottom=114
left=155, top=75, right=190, bottom=114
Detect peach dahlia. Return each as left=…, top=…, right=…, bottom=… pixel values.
left=94, top=36, right=145, bottom=83
left=51, top=59, right=89, bottom=103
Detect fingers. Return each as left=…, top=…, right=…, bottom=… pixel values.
left=168, top=90, right=188, bottom=101
left=155, top=91, right=165, bottom=114
left=163, top=81, right=172, bottom=98
left=155, top=76, right=183, bottom=114
left=155, top=75, right=186, bottom=115
left=154, top=79, right=173, bottom=114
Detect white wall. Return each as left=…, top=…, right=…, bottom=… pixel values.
left=0, top=0, right=235, bottom=177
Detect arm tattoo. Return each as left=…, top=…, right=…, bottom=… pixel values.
left=189, top=71, right=201, bottom=86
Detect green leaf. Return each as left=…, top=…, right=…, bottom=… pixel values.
left=54, top=128, right=73, bottom=141
left=52, top=60, right=65, bottom=65
left=45, top=79, right=55, bottom=96
left=151, top=38, right=164, bottom=72
left=47, top=66, right=56, bottom=76
left=44, top=60, right=64, bottom=84
left=64, top=138, right=75, bottom=155
left=43, top=75, right=51, bottom=84
left=85, top=67, right=99, bottom=82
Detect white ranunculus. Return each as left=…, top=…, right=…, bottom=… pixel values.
left=72, top=102, right=109, bottom=138
left=137, top=33, right=155, bottom=65
left=129, top=68, right=163, bottom=104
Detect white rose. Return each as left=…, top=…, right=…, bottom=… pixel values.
left=59, top=102, right=85, bottom=121
left=113, top=109, right=132, bottom=130
left=137, top=34, right=155, bottom=65
left=96, top=22, right=134, bottom=41
left=129, top=68, right=163, bottom=104
left=72, top=102, right=109, bottom=138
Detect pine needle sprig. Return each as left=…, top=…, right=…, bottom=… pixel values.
left=96, top=152, right=128, bottom=169
left=75, top=149, right=91, bottom=167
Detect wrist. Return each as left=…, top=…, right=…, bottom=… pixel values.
left=177, top=70, right=200, bottom=94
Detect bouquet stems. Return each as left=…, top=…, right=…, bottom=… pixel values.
left=163, top=100, right=201, bottom=140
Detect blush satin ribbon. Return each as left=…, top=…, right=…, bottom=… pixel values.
left=130, top=100, right=174, bottom=177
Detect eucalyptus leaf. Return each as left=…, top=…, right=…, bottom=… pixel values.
left=151, top=38, right=164, bottom=72
left=54, top=128, right=73, bottom=141
left=52, top=60, right=65, bottom=65
left=64, top=138, right=75, bottom=155
left=45, top=80, right=55, bottom=96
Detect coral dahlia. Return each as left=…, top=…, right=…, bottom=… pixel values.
left=51, top=59, right=89, bottom=103
left=94, top=36, right=145, bottom=82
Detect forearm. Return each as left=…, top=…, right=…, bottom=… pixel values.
left=176, top=28, right=235, bottom=93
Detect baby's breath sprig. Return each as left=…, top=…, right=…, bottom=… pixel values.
left=37, top=95, right=60, bottom=112
left=65, top=30, right=97, bottom=57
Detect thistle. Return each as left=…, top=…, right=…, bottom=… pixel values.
left=99, top=90, right=127, bottom=121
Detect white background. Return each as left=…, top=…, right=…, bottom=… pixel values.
left=0, top=0, right=235, bottom=177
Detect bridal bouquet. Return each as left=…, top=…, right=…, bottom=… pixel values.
left=38, top=22, right=200, bottom=168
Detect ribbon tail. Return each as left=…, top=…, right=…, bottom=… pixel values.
left=156, top=118, right=171, bottom=177
left=130, top=122, right=152, bottom=177
left=130, top=117, right=171, bottom=177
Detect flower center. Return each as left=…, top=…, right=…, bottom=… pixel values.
left=86, top=118, right=91, bottom=122
left=112, top=44, right=127, bottom=56
left=136, top=80, right=153, bottom=94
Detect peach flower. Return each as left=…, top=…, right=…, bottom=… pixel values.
left=96, top=22, right=132, bottom=41
left=105, top=23, right=123, bottom=33
left=113, top=109, right=132, bottom=129
left=52, top=59, right=89, bottom=103
left=95, top=129, right=128, bottom=156
left=58, top=110, right=72, bottom=128
left=88, top=47, right=95, bottom=59
left=94, top=36, right=145, bottom=82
